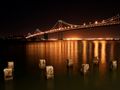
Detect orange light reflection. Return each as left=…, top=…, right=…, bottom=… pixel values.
left=100, top=41, right=106, bottom=64
left=82, top=41, right=87, bottom=64
left=93, top=41, right=99, bottom=58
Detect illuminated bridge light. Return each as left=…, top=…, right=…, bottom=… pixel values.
left=95, top=21, right=98, bottom=24
left=114, top=38, right=120, bottom=40
left=83, top=23, right=86, bottom=26
left=97, top=38, right=104, bottom=40
left=48, top=38, right=58, bottom=41
left=106, top=38, right=113, bottom=40
left=67, top=26, right=70, bottom=29
left=70, top=25, right=73, bottom=28
left=49, top=30, right=52, bottom=33
left=63, top=38, right=82, bottom=40
left=74, top=25, right=77, bottom=27
left=102, top=20, right=105, bottom=23
left=45, top=31, right=49, bottom=33
left=86, top=38, right=95, bottom=40
left=110, top=18, right=114, bottom=21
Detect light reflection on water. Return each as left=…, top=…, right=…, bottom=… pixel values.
left=82, top=41, right=87, bottom=64
left=26, top=40, right=117, bottom=76
left=2, top=40, right=120, bottom=90
left=93, top=41, right=99, bottom=58
left=99, top=41, right=107, bottom=77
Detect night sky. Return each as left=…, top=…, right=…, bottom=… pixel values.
left=0, top=0, right=120, bottom=36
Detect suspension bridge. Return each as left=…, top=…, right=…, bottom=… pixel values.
left=25, top=15, right=120, bottom=40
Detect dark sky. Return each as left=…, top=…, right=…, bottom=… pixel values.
left=0, top=0, right=120, bottom=36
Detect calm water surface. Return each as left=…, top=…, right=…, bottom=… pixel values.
left=0, top=40, right=120, bottom=90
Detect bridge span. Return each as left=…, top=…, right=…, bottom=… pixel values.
left=25, top=15, right=120, bottom=41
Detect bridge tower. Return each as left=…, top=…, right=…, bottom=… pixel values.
left=57, top=20, right=63, bottom=40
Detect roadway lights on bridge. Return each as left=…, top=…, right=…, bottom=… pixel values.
left=95, top=21, right=98, bottom=24
left=83, top=23, right=86, bottom=26
left=67, top=26, right=70, bottom=29
left=71, top=25, right=73, bottom=28
left=70, top=25, right=77, bottom=28
left=102, top=20, right=105, bottom=23
left=58, top=28, right=61, bottom=30
left=74, top=25, right=77, bottom=28
left=110, top=18, right=114, bottom=21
